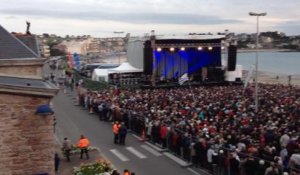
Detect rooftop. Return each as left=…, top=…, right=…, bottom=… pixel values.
left=0, top=25, right=39, bottom=59
left=0, top=76, right=56, bottom=89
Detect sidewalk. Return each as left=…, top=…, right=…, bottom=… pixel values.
left=55, top=143, right=103, bottom=175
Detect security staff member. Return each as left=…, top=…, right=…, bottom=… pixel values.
left=77, top=135, right=90, bottom=159
left=113, top=121, right=120, bottom=144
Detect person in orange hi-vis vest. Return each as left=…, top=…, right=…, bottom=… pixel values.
left=113, top=121, right=120, bottom=144
left=77, top=135, right=90, bottom=159
left=123, top=169, right=130, bottom=175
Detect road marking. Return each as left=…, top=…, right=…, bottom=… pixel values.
left=110, top=149, right=129, bottom=162
left=163, top=152, right=191, bottom=167
left=126, top=147, right=147, bottom=159
left=141, top=144, right=162, bottom=156
left=141, top=145, right=162, bottom=156
left=132, top=134, right=141, bottom=140
left=187, top=168, right=201, bottom=175
left=145, top=141, right=167, bottom=152
left=187, top=167, right=211, bottom=175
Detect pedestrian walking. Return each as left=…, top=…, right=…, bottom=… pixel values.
left=113, top=121, right=120, bottom=144
left=54, top=153, right=60, bottom=172
left=288, top=75, right=292, bottom=85
left=111, top=170, right=120, bottom=175
left=119, top=122, right=127, bottom=145
left=62, top=137, right=72, bottom=162
left=77, top=135, right=90, bottom=159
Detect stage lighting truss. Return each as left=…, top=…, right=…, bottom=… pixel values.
left=155, top=42, right=220, bottom=51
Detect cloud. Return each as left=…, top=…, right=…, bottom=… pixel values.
left=275, top=21, right=300, bottom=35
left=0, top=8, right=241, bottom=25
left=4, top=16, right=16, bottom=19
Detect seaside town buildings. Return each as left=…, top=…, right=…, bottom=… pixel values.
left=36, top=31, right=300, bottom=59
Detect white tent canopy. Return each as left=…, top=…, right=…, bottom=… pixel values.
left=91, top=69, right=110, bottom=82
left=92, top=62, right=143, bottom=82
left=109, top=62, right=143, bottom=73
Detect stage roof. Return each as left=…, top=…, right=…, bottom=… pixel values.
left=155, top=34, right=225, bottom=40
left=128, top=34, right=225, bottom=42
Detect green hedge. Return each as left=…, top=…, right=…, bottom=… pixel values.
left=73, top=71, right=112, bottom=90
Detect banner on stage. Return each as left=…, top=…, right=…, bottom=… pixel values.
left=179, top=73, right=189, bottom=85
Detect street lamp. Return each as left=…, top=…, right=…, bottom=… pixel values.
left=113, top=31, right=124, bottom=86
left=113, top=31, right=124, bottom=64
left=150, top=30, right=156, bottom=86
left=249, top=12, right=267, bottom=113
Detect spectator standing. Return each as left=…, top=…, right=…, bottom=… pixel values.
left=119, top=122, right=128, bottom=145
left=288, top=75, right=292, bottom=85
left=289, top=151, right=300, bottom=175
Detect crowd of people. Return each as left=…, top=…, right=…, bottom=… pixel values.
left=76, top=82, right=300, bottom=175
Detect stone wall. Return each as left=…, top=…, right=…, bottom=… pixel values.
left=0, top=65, right=43, bottom=79
left=0, top=93, right=54, bottom=175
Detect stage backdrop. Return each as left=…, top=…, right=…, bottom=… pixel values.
left=154, top=47, right=221, bottom=79
left=143, top=39, right=222, bottom=79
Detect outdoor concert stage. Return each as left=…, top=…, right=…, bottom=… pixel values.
left=127, top=34, right=240, bottom=85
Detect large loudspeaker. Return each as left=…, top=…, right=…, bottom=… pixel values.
left=143, top=43, right=153, bottom=75
left=228, top=45, right=237, bottom=71
left=207, top=67, right=225, bottom=82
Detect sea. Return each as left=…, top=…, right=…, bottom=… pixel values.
left=233, top=51, right=300, bottom=75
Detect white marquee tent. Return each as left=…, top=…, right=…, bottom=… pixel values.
left=109, top=62, right=143, bottom=73
left=91, top=62, right=143, bottom=82
left=91, top=69, right=110, bottom=82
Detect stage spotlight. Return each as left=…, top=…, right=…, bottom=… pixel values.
left=170, top=47, right=175, bottom=52
left=221, top=46, right=225, bottom=50
left=180, top=47, right=185, bottom=51
left=157, top=47, right=162, bottom=52
left=197, top=46, right=203, bottom=51
left=208, top=46, right=213, bottom=50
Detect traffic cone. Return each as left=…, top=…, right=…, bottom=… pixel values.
left=140, top=130, right=146, bottom=142
left=75, top=95, right=79, bottom=105
left=89, top=106, right=93, bottom=114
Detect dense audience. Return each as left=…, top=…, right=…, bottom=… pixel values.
left=76, top=83, right=300, bottom=175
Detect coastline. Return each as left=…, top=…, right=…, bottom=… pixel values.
left=237, top=49, right=299, bottom=53
left=237, top=48, right=296, bottom=53
left=242, top=70, right=300, bottom=86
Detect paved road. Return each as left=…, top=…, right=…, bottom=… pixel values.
left=53, top=90, right=200, bottom=175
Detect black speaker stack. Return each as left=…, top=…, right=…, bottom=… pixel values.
left=227, top=45, right=237, bottom=71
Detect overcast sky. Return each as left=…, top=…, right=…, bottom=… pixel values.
left=1, top=0, right=299, bottom=37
